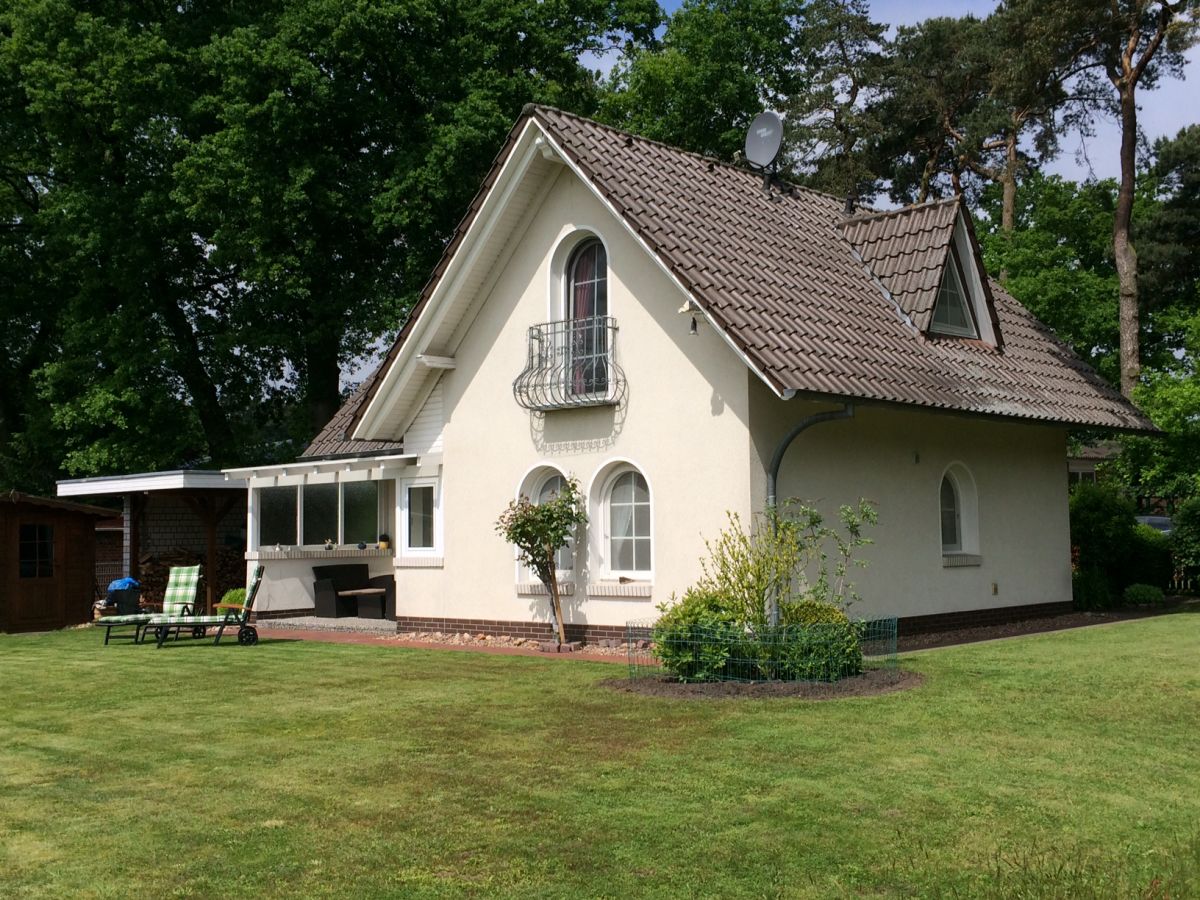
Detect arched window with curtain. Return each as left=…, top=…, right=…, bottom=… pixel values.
left=940, top=474, right=961, bottom=553
left=607, top=469, right=651, bottom=573
left=566, top=239, right=608, bottom=396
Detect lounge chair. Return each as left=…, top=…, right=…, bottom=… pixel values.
left=94, top=586, right=150, bottom=645
left=141, top=564, right=204, bottom=645
left=147, top=565, right=264, bottom=648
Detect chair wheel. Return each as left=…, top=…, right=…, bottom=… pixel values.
left=238, top=626, right=258, bottom=646
left=192, top=626, right=207, bottom=639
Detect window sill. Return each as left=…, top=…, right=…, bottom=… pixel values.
left=247, top=548, right=393, bottom=561
left=942, top=553, right=982, bottom=568
left=516, top=582, right=576, bottom=597
left=587, top=582, right=652, bottom=598
left=397, top=556, right=444, bottom=568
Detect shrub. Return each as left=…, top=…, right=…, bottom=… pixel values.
left=219, top=588, right=246, bottom=608
left=1126, top=524, right=1173, bottom=590
left=1072, top=568, right=1113, bottom=610
left=1070, top=483, right=1136, bottom=595
left=766, top=599, right=864, bottom=681
left=653, top=587, right=741, bottom=683
left=1123, top=583, right=1165, bottom=606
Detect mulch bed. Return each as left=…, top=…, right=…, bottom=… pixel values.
left=896, top=599, right=1196, bottom=653
left=601, top=667, right=924, bottom=700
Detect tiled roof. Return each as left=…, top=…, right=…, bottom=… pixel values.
left=532, top=106, right=1154, bottom=433
left=301, top=373, right=404, bottom=460
left=310, top=105, right=1156, bottom=451
left=839, top=199, right=958, bottom=332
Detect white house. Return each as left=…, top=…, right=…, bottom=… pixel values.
left=225, top=106, right=1154, bottom=639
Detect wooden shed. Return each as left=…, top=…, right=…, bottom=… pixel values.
left=0, top=492, right=114, bottom=633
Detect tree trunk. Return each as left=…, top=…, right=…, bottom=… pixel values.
left=156, top=290, right=238, bottom=465
left=304, top=334, right=343, bottom=435
left=545, top=548, right=566, bottom=646
left=1113, top=84, right=1141, bottom=398
left=998, top=130, right=1019, bottom=285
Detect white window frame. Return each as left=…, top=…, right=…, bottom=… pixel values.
left=400, top=476, right=442, bottom=556
left=930, top=246, right=979, bottom=338
left=940, top=474, right=962, bottom=553
left=939, top=463, right=980, bottom=562
left=601, top=467, right=653, bottom=580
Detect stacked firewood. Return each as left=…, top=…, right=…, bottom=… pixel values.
left=137, top=547, right=245, bottom=610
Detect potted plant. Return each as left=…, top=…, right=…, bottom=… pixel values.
left=378, top=533, right=391, bottom=551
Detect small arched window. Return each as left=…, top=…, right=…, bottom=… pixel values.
left=536, top=473, right=574, bottom=572
left=566, top=239, right=609, bottom=396
left=940, top=474, right=961, bottom=552
left=607, top=469, right=650, bottom=573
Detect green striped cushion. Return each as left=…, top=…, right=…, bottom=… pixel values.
left=162, top=565, right=201, bottom=617
left=96, top=614, right=152, bottom=624
left=149, top=614, right=231, bottom=626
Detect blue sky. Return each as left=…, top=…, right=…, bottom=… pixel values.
left=654, top=0, right=1199, bottom=181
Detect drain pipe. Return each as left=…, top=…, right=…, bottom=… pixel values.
left=766, top=401, right=855, bottom=510
left=765, top=400, right=855, bottom=624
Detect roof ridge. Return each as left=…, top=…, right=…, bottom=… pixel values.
left=526, top=103, right=873, bottom=212
left=839, top=195, right=960, bottom=228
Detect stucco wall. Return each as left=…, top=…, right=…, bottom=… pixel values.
left=402, top=167, right=757, bottom=628
left=749, top=382, right=1072, bottom=620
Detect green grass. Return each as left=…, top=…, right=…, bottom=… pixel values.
left=2, top=615, right=1199, bottom=898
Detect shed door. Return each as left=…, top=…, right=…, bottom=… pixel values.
left=11, top=519, right=65, bottom=630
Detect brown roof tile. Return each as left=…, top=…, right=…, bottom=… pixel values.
left=531, top=106, right=1154, bottom=433
left=310, top=105, right=1155, bottom=451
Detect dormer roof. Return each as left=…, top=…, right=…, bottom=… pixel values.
left=303, top=105, right=1155, bottom=459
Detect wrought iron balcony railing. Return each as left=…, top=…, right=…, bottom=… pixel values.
left=513, top=316, right=626, bottom=412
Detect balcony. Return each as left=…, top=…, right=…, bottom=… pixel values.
left=513, top=316, right=626, bottom=412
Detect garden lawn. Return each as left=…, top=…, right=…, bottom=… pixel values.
left=1, top=614, right=1199, bottom=899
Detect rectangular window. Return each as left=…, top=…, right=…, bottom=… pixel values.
left=407, top=485, right=435, bottom=550
left=18, top=523, right=53, bottom=579
left=302, top=484, right=338, bottom=546
left=343, top=481, right=380, bottom=545
left=259, top=486, right=298, bottom=546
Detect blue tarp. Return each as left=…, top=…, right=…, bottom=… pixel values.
left=107, top=577, right=140, bottom=591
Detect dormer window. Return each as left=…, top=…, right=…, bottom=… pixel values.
left=930, top=247, right=978, bottom=338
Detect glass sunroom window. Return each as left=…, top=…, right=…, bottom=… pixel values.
left=260, top=486, right=297, bottom=546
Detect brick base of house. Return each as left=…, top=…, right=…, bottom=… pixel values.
left=251, top=601, right=1075, bottom=642
left=393, top=615, right=629, bottom=644
left=897, top=601, right=1074, bottom=635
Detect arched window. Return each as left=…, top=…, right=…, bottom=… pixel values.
left=939, top=463, right=980, bottom=562
left=566, top=239, right=608, bottom=395
left=940, top=474, right=961, bottom=552
left=536, top=473, right=574, bottom=572
left=607, top=469, right=651, bottom=573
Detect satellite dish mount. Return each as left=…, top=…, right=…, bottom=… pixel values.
left=744, top=111, right=790, bottom=199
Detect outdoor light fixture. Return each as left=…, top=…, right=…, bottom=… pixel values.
left=689, top=315, right=698, bottom=336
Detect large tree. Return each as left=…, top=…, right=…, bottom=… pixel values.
left=784, top=0, right=887, bottom=198
left=1015, top=0, right=1200, bottom=396
left=599, top=0, right=807, bottom=161
left=0, top=0, right=660, bottom=490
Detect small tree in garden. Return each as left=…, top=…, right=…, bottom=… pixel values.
left=496, top=477, right=587, bottom=645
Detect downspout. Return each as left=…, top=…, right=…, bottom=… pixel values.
left=766, top=401, right=855, bottom=510
left=765, top=399, right=855, bottom=624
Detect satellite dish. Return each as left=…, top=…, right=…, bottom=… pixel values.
left=744, top=111, right=783, bottom=170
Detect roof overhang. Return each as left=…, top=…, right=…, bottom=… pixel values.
left=222, top=453, right=428, bottom=487
left=57, top=469, right=247, bottom=498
